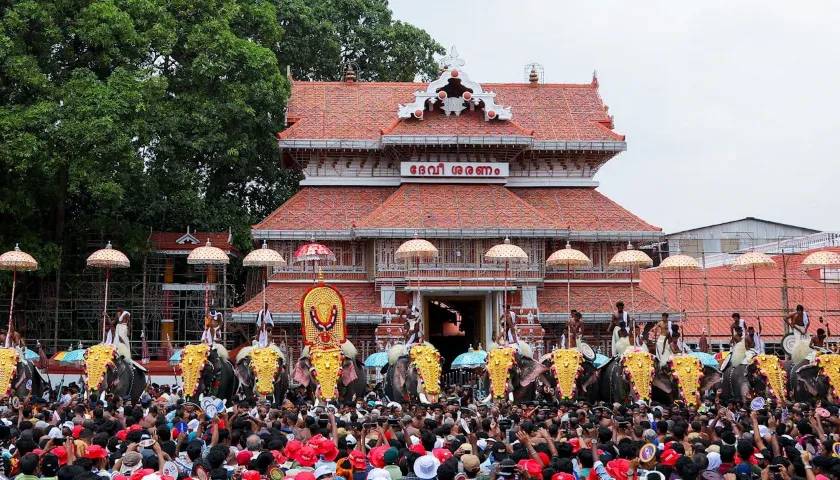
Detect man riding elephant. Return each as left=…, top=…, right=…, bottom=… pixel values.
left=720, top=337, right=786, bottom=403
left=384, top=341, right=443, bottom=404
left=0, top=347, right=49, bottom=400
left=235, top=344, right=289, bottom=405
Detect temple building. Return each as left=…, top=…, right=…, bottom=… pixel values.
left=233, top=52, right=665, bottom=363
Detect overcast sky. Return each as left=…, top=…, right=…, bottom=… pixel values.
left=389, top=0, right=840, bottom=233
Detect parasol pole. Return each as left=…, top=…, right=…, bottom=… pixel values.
left=567, top=264, right=571, bottom=344
left=629, top=265, right=636, bottom=344
left=102, top=268, right=111, bottom=341
left=752, top=265, right=759, bottom=322
left=263, top=265, right=268, bottom=311
left=5, top=269, right=15, bottom=348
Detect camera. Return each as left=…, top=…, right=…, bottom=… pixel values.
left=318, top=414, right=329, bottom=428
left=498, top=418, right=512, bottom=431
left=387, top=416, right=400, bottom=427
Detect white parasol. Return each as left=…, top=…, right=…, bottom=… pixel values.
left=242, top=241, right=286, bottom=315
left=87, top=242, right=130, bottom=341
left=187, top=239, right=229, bottom=317
left=0, top=245, right=38, bottom=344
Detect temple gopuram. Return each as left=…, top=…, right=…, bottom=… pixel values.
left=233, top=51, right=664, bottom=363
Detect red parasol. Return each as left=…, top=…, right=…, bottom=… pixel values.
left=293, top=242, right=336, bottom=263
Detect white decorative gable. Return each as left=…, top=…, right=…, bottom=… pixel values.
left=397, top=46, right=512, bottom=122
left=176, top=230, right=200, bottom=245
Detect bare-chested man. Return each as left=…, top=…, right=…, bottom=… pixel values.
left=567, top=310, right=582, bottom=348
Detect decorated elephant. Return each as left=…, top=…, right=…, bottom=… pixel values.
left=235, top=344, right=289, bottom=405
left=596, top=349, right=658, bottom=404
left=383, top=343, right=443, bottom=404
left=652, top=354, right=721, bottom=406
left=720, top=351, right=786, bottom=403
left=84, top=344, right=147, bottom=402
left=482, top=342, right=550, bottom=403
left=179, top=343, right=238, bottom=403
left=293, top=341, right=367, bottom=402
left=538, top=349, right=598, bottom=402
left=0, top=348, right=49, bottom=399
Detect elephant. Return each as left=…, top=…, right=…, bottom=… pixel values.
left=785, top=360, right=832, bottom=403
left=538, top=351, right=599, bottom=403
left=84, top=345, right=147, bottom=403
left=12, top=358, right=50, bottom=400
left=179, top=344, right=239, bottom=403
left=293, top=343, right=367, bottom=402
left=383, top=343, right=444, bottom=404
left=596, top=356, right=661, bottom=404
left=481, top=344, right=550, bottom=403
left=235, top=345, right=290, bottom=405
left=649, top=364, right=722, bottom=404
left=719, top=355, right=788, bottom=404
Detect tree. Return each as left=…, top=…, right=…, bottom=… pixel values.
left=277, top=0, right=444, bottom=81
left=1, top=0, right=442, bottom=266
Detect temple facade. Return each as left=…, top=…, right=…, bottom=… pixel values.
left=233, top=53, right=665, bottom=363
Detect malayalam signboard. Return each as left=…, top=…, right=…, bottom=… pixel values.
left=400, top=162, right=508, bottom=178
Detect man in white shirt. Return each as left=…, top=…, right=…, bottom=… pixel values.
left=256, top=303, right=273, bottom=347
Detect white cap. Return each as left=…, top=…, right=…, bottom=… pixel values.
left=367, top=468, right=391, bottom=480
left=315, top=465, right=337, bottom=479
left=187, top=419, right=200, bottom=431
left=48, top=427, right=63, bottom=439
left=344, top=433, right=357, bottom=446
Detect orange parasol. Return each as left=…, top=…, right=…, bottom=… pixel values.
left=485, top=238, right=529, bottom=337
left=243, top=241, right=286, bottom=314
left=731, top=251, right=776, bottom=323
left=801, top=250, right=840, bottom=325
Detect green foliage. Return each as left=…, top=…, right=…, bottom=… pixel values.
left=0, top=0, right=442, bottom=271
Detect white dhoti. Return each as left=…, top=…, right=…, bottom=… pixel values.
left=655, top=335, right=671, bottom=367
left=115, top=323, right=129, bottom=350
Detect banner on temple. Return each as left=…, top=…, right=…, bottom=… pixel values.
left=300, top=283, right=346, bottom=348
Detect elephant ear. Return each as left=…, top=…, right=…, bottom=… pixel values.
left=518, top=356, right=548, bottom=387
left=795, top=364, right=822, bottom=396
left=701, top=366, right=722, bottom=393
left=341, top=359, right=358, bottom=386
left=293, top=359, right=311, bottom=387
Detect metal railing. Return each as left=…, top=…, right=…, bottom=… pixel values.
left=701, top=232, right=840, bottom=268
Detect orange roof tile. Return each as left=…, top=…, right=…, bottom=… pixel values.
left=254, top=187, right=396, bottom=231
left=538, top=284, right=662, bottom=314
left=640, top=247, right=840, bottom=339
left=234, top=282, right=381, bottom=314
left=280, top=81, right=622, bottom=143
left=511, top=188, right=661, bottom=232
left=355, top=184, right=553, bottom=230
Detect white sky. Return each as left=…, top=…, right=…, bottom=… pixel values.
left=389, top=0, right=840, bottom=233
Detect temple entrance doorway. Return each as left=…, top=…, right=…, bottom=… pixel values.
left=425, top=297, right=484, bottom=372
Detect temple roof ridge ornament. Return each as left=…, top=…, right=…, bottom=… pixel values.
left=397, top=45, right=513, bottom=122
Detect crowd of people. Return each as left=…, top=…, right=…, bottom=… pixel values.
left=3, top=380, right=840, bottom=480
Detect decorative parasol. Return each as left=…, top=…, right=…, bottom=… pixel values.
left=0, top=244, right=38, bottom=345
left=801, top=250, right=840, bottom=325
left=395, top=234, right=438, bottom=306
left=609, top=243, right=653, bottom=341
left=87, top=242, right=130, bottom=341
left=364, top=351, right=389, bottom=369
left=168, top=348, right=182, bottom=366
left=293, top=240, right=336, bottom=281
left=593, top=353, right=610, bottom=369
left=187, top=239, right=230, bottom=319
left=546, top=241, right=592, bottom=340
left=54, top=348, right=87, bottom=364
left=243, top=241, right=286, bottom=318
left=485, top=238, right=529, bottom=338
left=689, top=351, right=720, bottom=369
left=659, top=254, right=701, bottom=318
left=731, top=251, right=776, bottom=322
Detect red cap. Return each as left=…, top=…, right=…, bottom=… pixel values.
left=295, top=446, right=317, bottom=467
left=236, top=450, right=253, bottom=466
left=113, top=475, right=129, bottom=480
left=32, top=449, right=44, bottom=457
left=606, top=460, right=634, bottom=480
left=242, top=471, right=260, bottom=480
left=537, top=452, right=550, bottom=468
left=517, top=459, right=542, bottom=478
left=369, top=445, right=388, bottom=468
left=117, top=430, right=128, bottom=441
left=72, top=425, right=84, bottom=439
left=321, top=442, right=339, bottom=462
left=568, top=438, right=581, bottom=454
left=349, top=450, right=367, bottom=470
left=296, top=473, right=316, bottom=480
left=52, top=447, right=68, bottom=466
left=285, top=439, right=303, bottom=459
left=660, top=449, right=680, bottom=467
left=131, top=468, right=155, bottom=480
left=409, top=444, right=426, bottom=456
left=552, top=473, right=575, bottom=480
left=84, top=445, right=108, bottom=460
left=432, top=448, right=452, bottom=464
left=271, top=450, right=287, bottom=465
